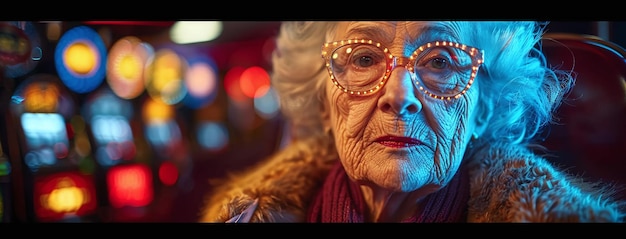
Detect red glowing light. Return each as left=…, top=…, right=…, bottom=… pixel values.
left=223, top=66, right=247, bottom=102
left=33, top=171, right=97, bottom=221
left=158, top=161, right=179, bottom=186
left=106, top=164, right=153, bottom=208
left=239, top=66, right=270, bottom=99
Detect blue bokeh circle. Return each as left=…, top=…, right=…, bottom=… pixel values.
left=54, top=26, right=107, bottom=94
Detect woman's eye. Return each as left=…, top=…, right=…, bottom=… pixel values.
left=355, top=55, right=374, bottom=67
left=349, top=45, right=383, bottom=68
left=415, top=46, right=462, bottom=70
left=429, top=57, right=449, bottom=69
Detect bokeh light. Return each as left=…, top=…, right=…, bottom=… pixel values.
left=106, top=164, right=153, bottom=208
left=170, top=21, right=222, bottom=44
left=33, top=171, right=97, bottom=221
left=22, top=81, right=61, bottom=113
left=142, top=97, right=175, bottom=124
left=223, top=66, right=247, bottom=103
left=55, top=26, right=107, bottom=94
left=142, top=97, right=182, bottom=153
left=0, top=22, right=31, bottom=65
left=65, top=43, right=96, bottom=74
left=82, top=87, right=133, bottom=121
left=1, top=21, right=42, bottom=78
left=196, top=121, right=229, bottom=151
left=11, top=74, right=76, bottom=119
left=253, top=85, right=280, bottom=119
left=158, top=161, right=179, bottom=186
left=239, top=66, right=270, bottom=99
left=182, top=56, right=218, bottom=109
left=107, top=36, right=154, bottom=99
left=144, top=48, right=187, bottom=105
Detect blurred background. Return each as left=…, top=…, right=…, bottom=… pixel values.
left=0, top=21, right=624, bottom=222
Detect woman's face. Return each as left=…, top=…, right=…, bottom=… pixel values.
left=323, top=21, right=485, bottom=192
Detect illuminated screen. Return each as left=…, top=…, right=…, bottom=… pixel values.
left=33, top=171, right=97, bottom=222
left=91, top=115, right=135, bottom=166
left=145, top=120, right=181, bottom=147
left=106, top=164, right=153, bottom=208
left=91, top=115, right=133, bottom=144
left=20, top=113, right=69, bottom=169
left=21, top=112, right=68, bottom=149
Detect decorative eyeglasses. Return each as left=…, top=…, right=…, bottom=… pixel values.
left=321, top=39, right=485, bottom=100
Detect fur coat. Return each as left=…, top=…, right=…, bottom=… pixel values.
left=199, top=134, right=625, bottom=222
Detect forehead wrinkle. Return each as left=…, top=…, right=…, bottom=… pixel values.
left=412, top=24, right=458, bottom=45
left=402, top=23, right=460, bottom=56
left=343, top=22, right=396, bottom=43
left=339, top=22, right=460, bottom=56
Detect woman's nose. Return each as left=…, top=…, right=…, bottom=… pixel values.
left=377, top=67, right=422, bottom=115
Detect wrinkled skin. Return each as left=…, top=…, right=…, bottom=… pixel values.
left=320, top=21, right=489, bottom=221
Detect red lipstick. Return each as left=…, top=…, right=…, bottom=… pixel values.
left=374, top=136, right=423, bottom=148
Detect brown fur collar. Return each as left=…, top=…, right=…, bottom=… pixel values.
left=466, top=142, right=624, bottom=222
left=199, top=137, right=625, bottom=222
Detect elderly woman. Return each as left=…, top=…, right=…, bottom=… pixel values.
left=200, top=21, right=625, bottom=222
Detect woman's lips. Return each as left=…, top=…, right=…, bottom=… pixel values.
left=374, top=136, right=423, bottom=148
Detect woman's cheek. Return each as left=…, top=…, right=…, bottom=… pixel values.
left=331, top=98, right=373, bottom=170
left=328, top=91, right=369, bottom=137
left=344, top=104, right=372, bottom=137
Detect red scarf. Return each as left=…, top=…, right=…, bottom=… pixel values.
left=306, top=161, right=469, bottom=222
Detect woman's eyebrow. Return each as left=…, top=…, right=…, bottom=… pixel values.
left=411, top=25, right=454, bottom=44
left=344, top=25, right=394, bottom=42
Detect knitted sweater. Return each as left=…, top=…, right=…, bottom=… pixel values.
left=199, top=135, right=625, bottom=222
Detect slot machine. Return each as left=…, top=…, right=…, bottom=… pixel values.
left=1, top=21, right=94, bottom=222
left=81, top=86, right=156, bottom=222
left=8, top=73, right=98, bottom=222
left=55, top=27, right=158, bottom=222
left=138, top=47, right=193, bottom=219
left=0, top=21, right=23, bottom=222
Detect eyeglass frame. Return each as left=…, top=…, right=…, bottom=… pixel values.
left=321, top=39, right=485, bottom=100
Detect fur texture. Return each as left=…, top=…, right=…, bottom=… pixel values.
left=199, top=136, right=625, bottom=222
left=466, top=142, right=624, bottom=222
